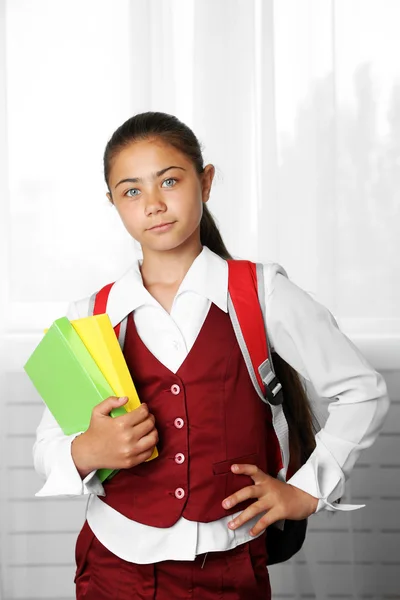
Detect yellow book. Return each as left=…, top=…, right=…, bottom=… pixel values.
left=70, top=314, right=158, bottom=461
left=71, top=314, right=140, bottom=412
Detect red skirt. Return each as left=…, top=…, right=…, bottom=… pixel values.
left=75, top=521, right=271, bottom=599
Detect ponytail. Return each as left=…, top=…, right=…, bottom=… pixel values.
left=272, top=353, right=319, bottom=472
left=200, top=204, right=233, bottom=260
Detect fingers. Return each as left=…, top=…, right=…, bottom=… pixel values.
left=135, top=446, right=157, bottom=464
left=222, top=463, right=279, bottom=534
left=222, top=485, right=258, bottom=510
left=115, top=402, right=153, bottom=427
left=248, top=508, right=282, bottom=536
left=121, top=428, right=159, bottom=468
left=227, top=500, right=267, bottom=530
left=135, top=428, right=159, bottom=454
left=93, top=395, right=128, bottom=417
left=222, top=463, right=270, bottom=510
left=226, top=500, right=282, bottom=535
left=231, top=463, right=270, bottom=484
left=223, top=464, right=313, bottom=535
left=130, top=414, right=158, bottom=442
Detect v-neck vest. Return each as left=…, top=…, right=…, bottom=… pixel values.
left=100, top=303, right=280, bottom=527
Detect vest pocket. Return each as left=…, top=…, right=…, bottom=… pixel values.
left=212, top=453, right=258, bottom=475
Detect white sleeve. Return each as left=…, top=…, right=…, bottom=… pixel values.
left=263, top=264, right=390, bottom=512
left=32, top=299, right=105, bottom=498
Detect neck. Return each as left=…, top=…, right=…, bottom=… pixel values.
left=140, top=237, right=203, bottom=287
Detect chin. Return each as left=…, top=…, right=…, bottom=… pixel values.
left=146, top=238, right=185, bottom=253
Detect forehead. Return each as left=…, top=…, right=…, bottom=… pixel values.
left=109, top=138, right=192, bottom=180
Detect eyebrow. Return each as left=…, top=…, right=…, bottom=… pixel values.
left=115, top=166, right=186, bottom=188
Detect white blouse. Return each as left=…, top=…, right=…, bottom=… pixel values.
left=33, top=246, right=390, bottom=563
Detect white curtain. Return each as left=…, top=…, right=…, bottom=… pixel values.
left=0, top=1, right=399, bottom=598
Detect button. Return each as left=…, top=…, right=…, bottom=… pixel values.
left=172, top=340, right=180, bottom=350
left=174, top=487, right=185, bottom=499
left=174, top=417, right=184, bottom=429
left=174, top=453, right=185, bottom=464
left=171, top=384, right=180, bottom=395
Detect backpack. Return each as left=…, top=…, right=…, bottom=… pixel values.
left=91, top=259, right=308, bottom=565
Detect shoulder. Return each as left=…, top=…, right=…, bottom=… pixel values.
left=259, top=261, right=337, bottom=331
left=67, top=282, right=117, bottom=319
left=226, top=256, right=289, bottom=296
left=65, top=294, right=93, bottom=320
left=258, top=260, right=329, bottom=326
left=260, top=261, right=289, bottom=297
left=65, top=280, right=117, bottom=320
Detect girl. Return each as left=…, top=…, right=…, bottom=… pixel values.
left=33, top=112, right=390, bottom=600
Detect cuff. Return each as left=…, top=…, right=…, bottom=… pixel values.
left=286, top=437, right=365, bottom=513
left=35, top=434, right=105, bottom=497
left=83, top=471, right=106, bottom=496
left=315, top=497, right=365, bottom=513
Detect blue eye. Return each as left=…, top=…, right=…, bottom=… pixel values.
left=126, top=188, right=140, bottom=197
left=162, top=178, right=177, bottom=188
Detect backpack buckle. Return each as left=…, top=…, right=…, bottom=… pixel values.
left=259, top=359, right=283, bottom=406
left=265, top=380, right=283, bottom=406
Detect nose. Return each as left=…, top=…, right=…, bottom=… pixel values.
left=144, top=190, right=167, bottom=217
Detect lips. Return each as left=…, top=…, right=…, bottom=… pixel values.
left=148, top=221, right=175, bottom=230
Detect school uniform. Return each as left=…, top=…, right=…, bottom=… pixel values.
left=33, top=246, right=390, bottom=599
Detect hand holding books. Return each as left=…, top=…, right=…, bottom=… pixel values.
left=71, top=398, right=158, bottom=479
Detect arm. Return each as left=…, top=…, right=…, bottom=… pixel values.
left=33, top=406, right=105, bottom=497
left=32, top=299, right=105, bottom=497
left=264, top=266, right=390, bottom=512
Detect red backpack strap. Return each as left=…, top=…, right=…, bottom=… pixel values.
left=93, top=283, right=114, bottom=315
left=89, top=282, right=122, bottom=343
left=227, top=260, right=282, bottom=405
left=227, top=259, right=289, bottom=480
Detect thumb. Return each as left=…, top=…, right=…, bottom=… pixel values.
left=94, top=396, right=128, bottom=417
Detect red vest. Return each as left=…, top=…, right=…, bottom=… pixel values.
left=100, top=303, right=281, bottom=528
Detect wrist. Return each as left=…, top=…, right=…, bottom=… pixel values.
left=71, top=431, right=98, bottom=479
left=309, top=494, right=319, bottom=514
left=288, top=483, right=319, bottom=516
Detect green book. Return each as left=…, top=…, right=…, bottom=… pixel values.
left=24, top=317, right=125, bottom=482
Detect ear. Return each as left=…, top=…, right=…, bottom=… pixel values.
left=201, top=164, right=215, bottom=204
left=106, top=192, right=114, bottom=205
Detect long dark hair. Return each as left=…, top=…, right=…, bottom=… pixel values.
left=103, top=111, right=318, bottom=471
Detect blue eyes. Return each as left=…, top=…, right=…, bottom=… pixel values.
left=162, top=178, right=177, bottom=188
left=126, top=189, right=140, bottom=198
left=125, top=178, right=177, bottom=198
